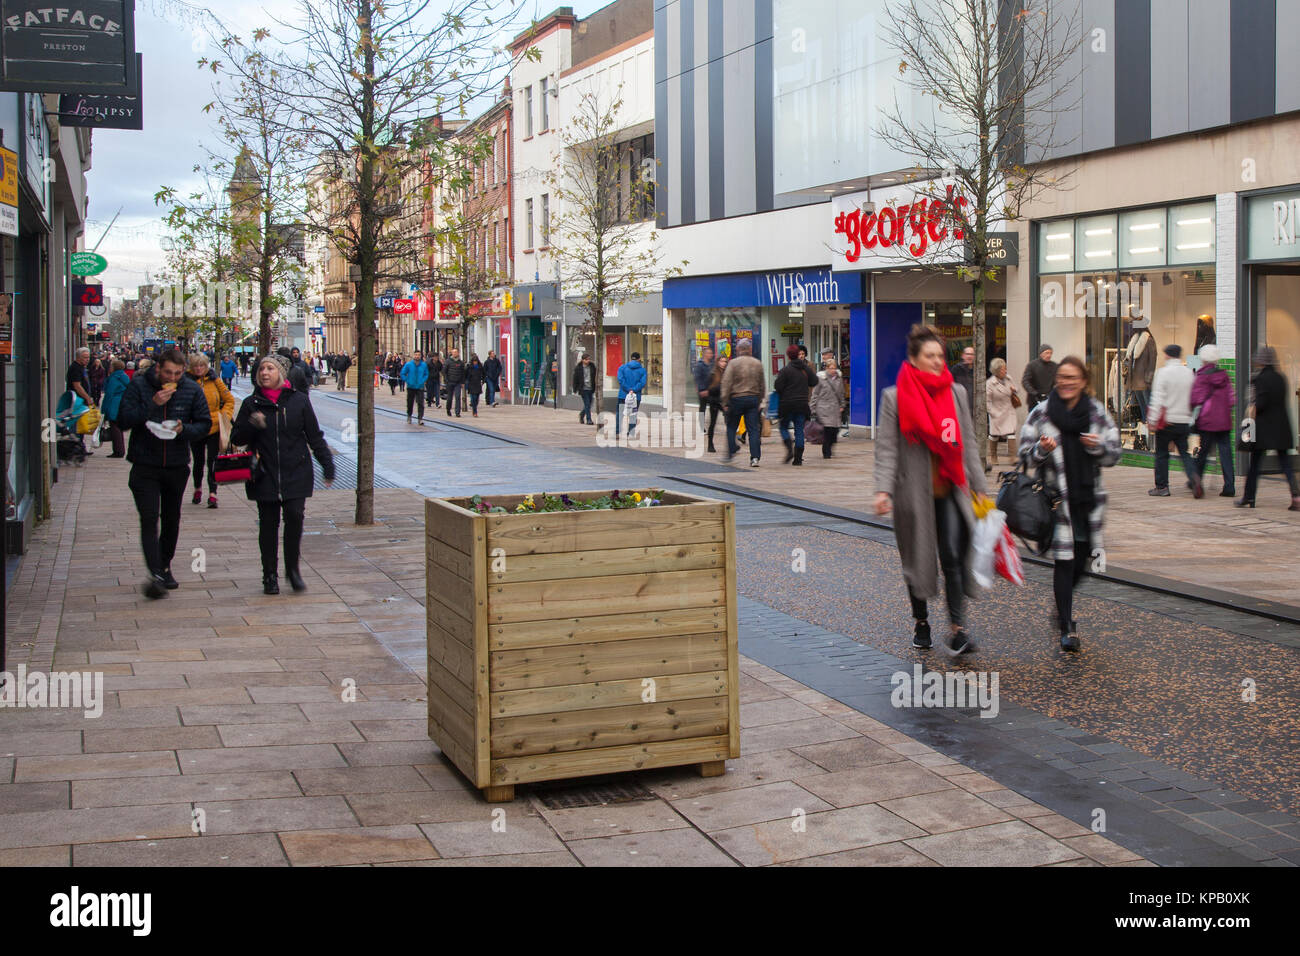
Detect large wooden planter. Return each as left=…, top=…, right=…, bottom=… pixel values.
left=424, top=490, right=740, bottom=802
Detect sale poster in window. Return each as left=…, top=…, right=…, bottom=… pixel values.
left=716, top=330, right=731, bottom=358
left=605, top=333, right=623, bottom=372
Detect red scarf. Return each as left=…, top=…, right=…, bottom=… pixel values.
left=895, top=361, right=966, bottom=488
left=259, top=386, right=285, bottom=405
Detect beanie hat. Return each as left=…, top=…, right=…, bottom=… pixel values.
left=1198, top=344, right=1220, bottom=365
left=1255, top=346, right=1279, bottom=367
left=1039, top=344, right=1052, bottom=355
left=1164, top=344, right=1182, bottom=358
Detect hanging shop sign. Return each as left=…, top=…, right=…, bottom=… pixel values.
left=71, top=281, right=103, bottom=306
left=57, top=52, right=141, bottom=128
left=0, top=1, right=139, bottom=94
left=967, top=231, right=1018, bottom=266
left=0, top=290, right=12, bottom=358
left=392, top=298, right=416, bottom=314
left=0, top=145, right=15, bottom=236
left=70, top=251, right=107, bottom=276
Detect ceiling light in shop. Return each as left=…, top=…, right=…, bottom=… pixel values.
left=1084, top=228, right=1113, bottom=236
left=1045, top=254, right=1071, bottom=261
left=1176, top=242, right=1212, bottom=250
left=1129, top=246, right=1161, bottom=254
left=1129, top=223, right=1160, bottom=231
left=1044, top=232, right=1070, bottom=241
left=1176, top=217, right=1211, bottom=226
left=1084, top=250, right=1113, bottom=257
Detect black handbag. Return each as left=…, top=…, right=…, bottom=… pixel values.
left=996, top=462, right=1058, bottom=555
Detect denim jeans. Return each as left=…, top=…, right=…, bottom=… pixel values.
left=445, top=383, right=462, bottom=415
left=778, top=413, right=807, bottom=449
left=485, top=380, right=497, bottom=405
left=725, top=395, right=762, bottom=460
left=1154, top=423, right=1198, bottom=489
left=580, top=389, right=594, bottom=424
left=1194, top=430, right=1235, bottom=492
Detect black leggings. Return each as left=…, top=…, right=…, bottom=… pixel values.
left=908, top=494, right=968, bottom=628
left=191, top=432, right=220, bottom=493
left=1053, top=516, right=1092, bottom=634
left=129, top=464, right=189, bottom=574
left=706, top=401, right=721, bottom=444
left=258, top=498, right=306, bottom=578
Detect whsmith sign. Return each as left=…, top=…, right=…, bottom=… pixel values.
left=0, top=1, right=138, bottom=94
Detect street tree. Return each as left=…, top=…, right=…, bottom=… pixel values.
left=204, top=0, right=532, bottom=524
left=546, top=85, right=685, bottom=376
left=875, top=0, right=1080, bottom=466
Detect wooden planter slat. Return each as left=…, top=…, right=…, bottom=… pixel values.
left=488, top=568, right=725, bottom=624
left=489, top=735, right=733, bottom=788
left=426, top=491, right=740, bottom=801
left=490, top=670, right=728, bottom=719
left=489, top=541, right=725, bottom=584
left=488, top=606, right=726, bottom=651
left=490, top=696, right=730, bottom=758
left=489, top=633, right=730, bottom=691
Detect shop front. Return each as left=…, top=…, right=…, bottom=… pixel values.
left=665, top=267, right=864, bottom=418
left=1242, top=186, right=1300, bottom=470
left=563, top=295, right=664, bottom=412
left=511, top=282, right=560, bottom=404
left=1034, top=199, right=1219, bottom=454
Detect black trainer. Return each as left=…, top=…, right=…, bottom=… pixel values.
left=1060, top=620, right=1080, bottom=652
left=160, top=568, right=179, bottom=590
left=912, top=620, right=932, bottom=649
left=946, top=628, right=977, bottom=656
left=141, top=572, right=168, bottom=600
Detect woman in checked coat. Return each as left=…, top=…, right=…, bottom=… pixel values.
left=1017, top=356, right=1121, bottom=653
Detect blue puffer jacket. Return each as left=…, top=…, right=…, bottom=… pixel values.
left=401, top=359, right=429, bottom=389
left=101, top=369, right=130, bottom=422
left=617, top=360, right=647, bottom=400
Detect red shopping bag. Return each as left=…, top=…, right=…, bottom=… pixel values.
left=994, top=525, right=1025, bottom=585
left=214, top=449, right=254, bottom=484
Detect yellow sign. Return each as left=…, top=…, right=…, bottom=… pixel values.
left=0, top=147, right=17, bottom=237
left=780, top=323, right=804, bottom=335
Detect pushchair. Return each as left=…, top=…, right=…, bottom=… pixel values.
left=54, top=392, right=92, bottom=466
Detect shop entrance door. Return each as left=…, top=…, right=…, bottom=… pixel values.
left=1252, top=268, right=1300, bottom=471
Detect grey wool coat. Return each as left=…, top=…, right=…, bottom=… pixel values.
left=874, top=384, right=988, bottom=600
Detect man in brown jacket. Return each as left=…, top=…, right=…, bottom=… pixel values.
left=720, top=339, right=766, bottom=466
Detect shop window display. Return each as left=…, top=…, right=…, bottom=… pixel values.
left=1040, top=268, right=1216, bottom=451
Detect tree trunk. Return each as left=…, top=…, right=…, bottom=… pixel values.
left=355, top=279, right=375, bottom=525
left=972, top=273, right=988, bottom=472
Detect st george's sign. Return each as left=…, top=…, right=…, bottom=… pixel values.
left=1, top=1, right=138, bottom=94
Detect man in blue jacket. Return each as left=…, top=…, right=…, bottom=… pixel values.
left=401, top=351, right=430, bottom=424
left=115, top=348, right=212, bottom=598
left=616, top=352, right=648, bottom=438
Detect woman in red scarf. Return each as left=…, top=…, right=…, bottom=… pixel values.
left=874, top=325, right=988, bottom=655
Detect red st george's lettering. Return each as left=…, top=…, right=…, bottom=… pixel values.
left=834, top=185, right=969, bottom=263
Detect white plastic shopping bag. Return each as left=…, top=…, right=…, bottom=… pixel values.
left=971, top=509, right=1007, bottom=589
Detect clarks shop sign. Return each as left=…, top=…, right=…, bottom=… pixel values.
left=1, top=1, right=138, bottom=94
left=58, top=52, right=140, bottom=128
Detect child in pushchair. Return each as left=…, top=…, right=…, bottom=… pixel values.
left=54, top=391, right=93, bottom=465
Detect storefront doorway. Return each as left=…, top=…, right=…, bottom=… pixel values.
left=1249, top=267, right=1300, bottom=468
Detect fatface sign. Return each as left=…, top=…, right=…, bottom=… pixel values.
left=1, top=1, right=138, bottom=94
left=58, top=52, right=141, bottom=128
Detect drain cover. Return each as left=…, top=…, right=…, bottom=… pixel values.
left=533, top=777, right=657, bottom=810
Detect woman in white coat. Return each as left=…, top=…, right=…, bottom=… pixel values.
left=985, top=358, right=1019, bottom=470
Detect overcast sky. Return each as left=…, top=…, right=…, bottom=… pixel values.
left=89, top=0, right=611, bottom=300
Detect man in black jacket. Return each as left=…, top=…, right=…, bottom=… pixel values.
left=483, top=351, right=502, bottom=407
left=115, top=349, right=212, bottom=598
left=426, top=352, right=443, bottom=408
left=443, top=348, right=467, bottom=417
left=950, top=346, right=976, bottom=417
left=278, top=347, right=310, bottom=393
left=1022, top=344, right=1057, bottom=409
left=333, top=352, right=352, bottom=390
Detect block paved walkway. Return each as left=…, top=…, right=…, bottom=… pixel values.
left=1, top=451, right=1153, bottom=867
left=326, top=381, right=1300, bottom=611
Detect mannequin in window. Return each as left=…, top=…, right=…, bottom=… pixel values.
left=1122, top=316, right=1157, bottom=424
left=1194, top=314, right=1216, bottom=354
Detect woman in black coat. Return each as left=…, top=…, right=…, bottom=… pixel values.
left=773, top=343, right=818, bottom=465
left=465, top=354, right=485, bottom=417
left=231, top=356, right=336, bottom=594
left=1238, top=346, right=1299, bottom=510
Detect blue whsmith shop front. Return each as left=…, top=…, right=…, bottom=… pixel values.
left=664, top=264, right=1007, bottom=433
